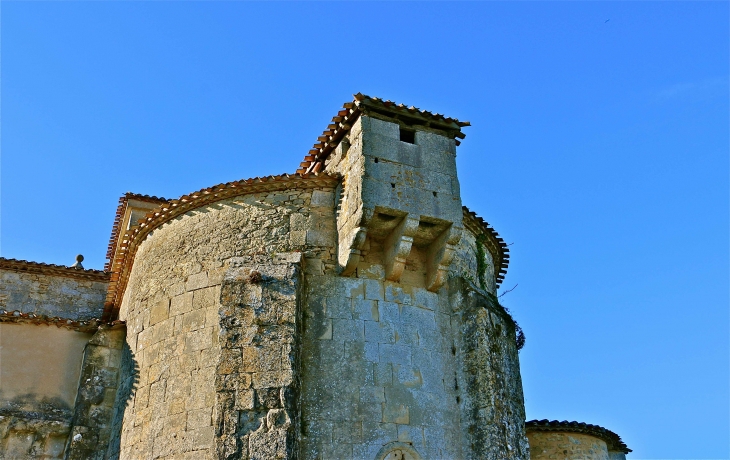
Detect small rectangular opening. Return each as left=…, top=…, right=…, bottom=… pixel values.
left=399, top=128, right=415, bottom=144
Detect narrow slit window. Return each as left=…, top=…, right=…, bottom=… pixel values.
left=399, top=128, right=415, bottom=144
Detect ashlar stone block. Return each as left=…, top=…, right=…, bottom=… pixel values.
left=150, top=298, right=170, bottom=325
left=353, top=298, right=379, bottom=321
left=186, top=272, right=209, bottom=292
left=332, top=318, right=365, bottom=342
left=170, top=292, right=194, bottom=316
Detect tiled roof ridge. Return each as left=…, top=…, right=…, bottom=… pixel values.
left=525, top=419, right=631, bottom=453
left=103, top=172, right=340, bottom=320
left=105, top=193, right=169, bottom=271
left=0, top=309, right=125, bottom=333
left=0, top=257, right=110, bottom=282
left=297, top=93, right=470, bottom=175
left=462, top=206, right=509, bottom=287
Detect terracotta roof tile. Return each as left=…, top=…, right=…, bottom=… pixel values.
left=0, top=257, right=110, bottom=282
left=297, top=93, right=470, bottom=175
left=525, top=419, right=631, bottom=453
left=0, top=308, right=124, bottom=333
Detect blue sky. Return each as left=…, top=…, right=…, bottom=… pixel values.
left=1, top=2, right=727, bottom=458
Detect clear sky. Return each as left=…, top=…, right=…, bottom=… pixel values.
left=1, top=2, right=727, bottom=458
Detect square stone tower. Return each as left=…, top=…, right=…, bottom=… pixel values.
left=317, top=95, right=465, bottom=292
left=293, top=95, right=528, bottom=459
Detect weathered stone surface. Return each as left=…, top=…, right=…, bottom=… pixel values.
left=66, top=327, right=126, bottom=460
left=0, top=268, right=107, bottom=321
left=109, top=188, right=334, bottom=459
left=451, top=277, right=530, bottom=459
left=527, top=431, right=611, bottom=460
left=215, top=255, right=300, bottom=460
left=0, top=415, right=71, bottom=460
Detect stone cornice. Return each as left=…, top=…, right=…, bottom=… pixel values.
left=103, top=173, right=340, bottom=320
left=0, top=258, right=110, bottom=283
left=462, top=207, right=509, bottom=287
left=525, top=419, right=631, bottom=453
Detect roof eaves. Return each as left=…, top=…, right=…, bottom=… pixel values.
left=0, top=257, right=110, bottom=282
left=298, top=93, right=470, bottom=175
left=525, top=419, right=631, bottom=454
left=0, top=309, right=124, bottom=333
left=105, top=193, right=168, bottom=271
left=462, top=207, right=509, bottom=287
left=103, top=172, right=340, bottom=321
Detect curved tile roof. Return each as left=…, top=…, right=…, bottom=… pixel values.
left=103, top=173, right=340, bottom=320
left=297, top=93, right=470, bottom=175
left=0, top=257, right=110, bottom=282
left=0, top=308, right=124, bottom=333
left=525, top=419, right=631, bottom=453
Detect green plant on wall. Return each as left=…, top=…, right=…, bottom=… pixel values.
left=477, top=235, right=525, bottom=351
left=475, top=234, right=488, bottom=290
left=486, top=292, right=526, bottom=351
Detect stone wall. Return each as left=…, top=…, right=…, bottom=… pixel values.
left=113, top=186, right=336, bottom=459
left=527, top=431, right=610, bottom=460
left=0, top=269, right=107, bottom=321
left=66, top=326, right=126, bottom=460
left=0, top=324, right=92, bottom=459
left=323, top=115, right=464, bottom=287
left=300, top=274, right=462, bottom=459
left=215, top=254, right=301, bottom=460
left=0, top=414, right=69, bottom=459
left=452, top=279, right=529, bottom=458
left=299, top=272, right=528, bottom=459
left=452, top=228, right=496, bottom=294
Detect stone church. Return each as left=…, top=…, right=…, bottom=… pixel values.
left=0, top=94, right=631, bottom=459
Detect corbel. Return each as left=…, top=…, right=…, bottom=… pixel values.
left=426, top=225, right=462, bottom=292
left=383, top=214, right=420, bottom=282
left=339, top=227, right=368, bottom=276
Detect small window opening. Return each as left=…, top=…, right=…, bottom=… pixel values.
left=374, top=158, right=379, bottom=163
left=399, top=128, right=416, bottom=144
left=433, top=191, right=438, bottom=197
left=391, top=183, right=396, bottom=188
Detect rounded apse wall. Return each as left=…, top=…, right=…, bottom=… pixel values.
left=113, top=187, right=331, bottom=459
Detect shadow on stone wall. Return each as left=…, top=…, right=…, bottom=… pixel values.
left=104, top=341, right=139, bottom=460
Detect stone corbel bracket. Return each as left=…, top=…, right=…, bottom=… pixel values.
left=426, top=225, right=462, bottom=292
left=383, top=215, right=420, bottom=282
left=338, top=206, right=462, bottom=291
left=339, top=227, right=368, bottom=276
